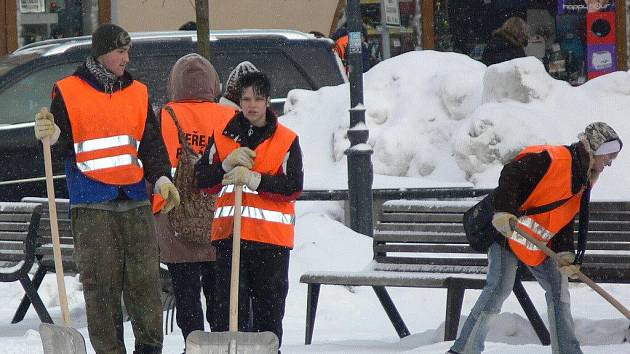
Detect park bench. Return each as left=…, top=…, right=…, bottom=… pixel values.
left=11, top=197, right=176, bottom=330
left=0, top=202, right=54, bottom=323
left=300, top=198, right=630, bottom=345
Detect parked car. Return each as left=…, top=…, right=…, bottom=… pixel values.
left=0, top=30, right=346, bottom=201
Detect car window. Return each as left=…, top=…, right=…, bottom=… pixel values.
left=0, top=63, right=78, bottom=125
left=127, top=54, right=182, bottom=110
left=129, top=50, right=314, bottom=110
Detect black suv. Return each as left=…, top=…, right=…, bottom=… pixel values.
left=0, top=30, right=345, bottom=201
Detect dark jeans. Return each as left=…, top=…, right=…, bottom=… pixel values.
left=214, top=243, right=290, bottom=347
left=166, top=262, right=217, bottom=341
left=72, top=206, right=163, bottom=354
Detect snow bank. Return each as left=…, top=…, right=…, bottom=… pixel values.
left=282, top=51, right=630, bottom=200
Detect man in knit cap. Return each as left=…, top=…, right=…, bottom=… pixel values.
left=33, top=23, right=178, bottom=354
left=449, top=122, right=621, bottom=354
left=218, top=61, right=259, bottom=110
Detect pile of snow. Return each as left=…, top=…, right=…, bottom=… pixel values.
left=282, top=51, right=630, bottom=200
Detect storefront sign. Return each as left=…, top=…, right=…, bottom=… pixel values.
left=383, top=0, right=401, bottom=26
left=558, top=0, right=614, bottom=15
left=19, top=0, right=45, bottom=13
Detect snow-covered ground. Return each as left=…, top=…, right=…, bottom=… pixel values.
left=2, top=51, right=630, bottom=353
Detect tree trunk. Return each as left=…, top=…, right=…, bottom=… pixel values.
left=195, top=0, right=211, bottom=60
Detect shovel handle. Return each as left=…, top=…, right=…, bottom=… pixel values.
left=229, top=185, right=243, bottom=333
left=42, top=136, right=71, bottom=327
left=510, top=219, right=630, bottom=321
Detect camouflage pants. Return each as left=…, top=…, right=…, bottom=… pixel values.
left=71, top=206, right=163, bottom=354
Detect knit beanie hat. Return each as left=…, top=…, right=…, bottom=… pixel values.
left=223, top=61, right=259, bottom=103
left=579, top=122, right=623, bottom=155
left=91, top=24, right=131, bottom=58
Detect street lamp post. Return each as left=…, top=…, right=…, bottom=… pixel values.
left=345, top=0, right=374, bottom=237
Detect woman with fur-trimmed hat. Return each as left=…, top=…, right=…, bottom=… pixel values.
left=448, top=122, right=622, bottom=354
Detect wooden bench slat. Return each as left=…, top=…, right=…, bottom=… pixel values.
left=35, top=246, right=75, bottom=256
left=377, top=223, right=464, bottom=233
left=39, top=219, right=72, bottom=231
left=589, top=212, right=630, bottom=221
left=586, top=231, right=630, bottom=241
left=0, top=231, right=29, bottom=242
left=379, top=213, right=464, bottom=223
left=589, top=202, right=630, bottom=212
left=35, top=237, right=75, bottom=245
left=375, top=244, right=475, bottom=254
left=0, top=242, right=26, bottom=251
left=378, top=256, right=488, bottom=267
left=300, top=270, right=486, bottom=288
left=374, top=231, right=467, bottom=243
left=0, top=253, right=29, bottom=264
left=382, top=199, right=478, bottom=214
left=0, top=222, right=31, bottom=232
left=0, top=214, right=32, bottom=222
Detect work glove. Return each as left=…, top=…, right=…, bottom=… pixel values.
left=557, top=252, right=581, bottom=280
left=155, top=176, right=180, bottom=213
left=222, top=166, right=261, bottom=191
left=491, top=212, right=518, bottom=237
left=34, top=107, right=60, bottom=143
left=222, top=147, right=256, bottom=172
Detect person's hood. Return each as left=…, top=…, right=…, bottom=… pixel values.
left=167, top=53, right=220, bottom=101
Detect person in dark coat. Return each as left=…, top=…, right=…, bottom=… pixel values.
left=448, top=122, right=623, bottom=354
left=195, top=72, right=303, bottom=349
left=481, top=16, right=529, bottom=66
left=33, top=24, right=179, bottom=354
left=153, top=53, right=236, bottom=352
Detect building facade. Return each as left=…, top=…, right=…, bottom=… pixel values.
left=1, top=0, right=341, bottom=55
left=2, top=0, right=628, bottom=84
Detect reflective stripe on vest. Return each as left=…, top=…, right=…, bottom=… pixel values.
left=508, top=216, right=554, bottom=250
left=150, top=101, right=235, bottom=213
left=219, top=184, right=258, bottom=196
left=212, top=122, right=297, bottom=248
left=214, top=205, right=295, bottom=225
left=57, top=76, right=148, bottom=186
left=507, top=145, right=583, bottom=266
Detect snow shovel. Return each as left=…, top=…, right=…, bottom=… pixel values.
left=38, top=126, right=87, bottom=354
left=186, top=184, right=279, bottom=354
left=510, top=219, right=630, bottom=322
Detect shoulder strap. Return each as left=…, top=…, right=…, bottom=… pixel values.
left=163, top=105, right=196, bottom=157
left=522, top=196, right=573, bottom=216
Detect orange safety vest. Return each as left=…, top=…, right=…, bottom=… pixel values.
left=152, top=101, right=236, bottom=213
left=212, top=123, right=297, bottom=248
left=507, top=145, right=583, bottom=266
left=57, top=76, right=148, bottom=186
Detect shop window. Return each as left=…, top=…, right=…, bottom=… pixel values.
left=17, top=0, right=99, bottom=47
left=0, top=62, right=77, bottom=125
left=359, top=0, right=421, bottom=66
left=437, top=0, right=618, bottom=85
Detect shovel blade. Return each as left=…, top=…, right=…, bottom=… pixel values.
left=186, top=330, right=279, bottom=354
left=39, top=323, right=87, bottom=354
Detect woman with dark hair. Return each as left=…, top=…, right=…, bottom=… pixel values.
left=481, top=16, right=529, bottom=66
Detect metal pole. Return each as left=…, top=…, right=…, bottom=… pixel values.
left=345, top=0, right=374, bottom=237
